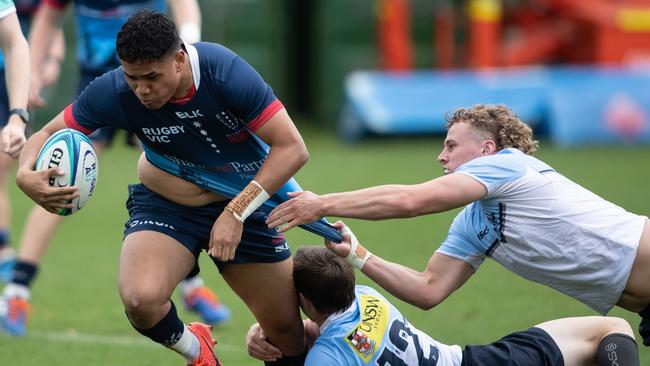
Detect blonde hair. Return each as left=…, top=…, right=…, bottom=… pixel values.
left=446, top=104, right=538, bottom=155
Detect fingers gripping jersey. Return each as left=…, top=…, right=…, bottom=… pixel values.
left=436, top=148, right=647, bottom=314
left=307, top=285, right=462, bottom=366
left=64, top=42, right=340, bottom=241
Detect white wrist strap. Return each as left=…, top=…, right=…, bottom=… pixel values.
left=342, top=226, right=371, bottom=270
left=226, top=180, right=270, bottom=223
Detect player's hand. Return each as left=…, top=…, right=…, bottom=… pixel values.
left=266, top=191, right=322, bottom=232
left=209, top=210, right=243, bottom=261
left=1, top=117, right=26, bottom=158
left=15, top=167, right=79, bottom=213
left=246, top=323, right=282, bottom=362
left=324, top=221, right=355, bottom=258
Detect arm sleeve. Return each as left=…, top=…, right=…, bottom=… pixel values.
left=436, top=209, right=486, bottom=270
left=63, top=72, right=128, bottom=135
left=222, top=56, right=283, bottom=132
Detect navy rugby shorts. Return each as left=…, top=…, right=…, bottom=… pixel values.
left=123, top=183, right=291, bottom=269
left=462, top=327, right=563, bottom=366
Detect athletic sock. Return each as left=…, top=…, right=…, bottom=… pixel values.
left=596, top=333, right=640, bottom=366
left=11, top=261, right=38, bottom=287
left=264, top=346, right=308, bottom=366
left=130, top=301, right=185, bottom=347
left=171, top=324, right=201, bottom=362
left=2, top=283, right=30, bottom=300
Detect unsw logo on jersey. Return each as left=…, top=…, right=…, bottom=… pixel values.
left=344, top=295, right=389, bottom=362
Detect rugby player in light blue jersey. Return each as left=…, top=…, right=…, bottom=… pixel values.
left=15, top=10, right=318, bottom=366
left=247, top=246, right=640, bottom=366
left=268, top=104, right=650, bottom=346
left=0, top=0, right=230, bottom=339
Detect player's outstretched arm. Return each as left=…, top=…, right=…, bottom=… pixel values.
left=268, top=172, right=487, bottom=232
left=325, top=221, right=474, bottom=310
left=16, top=112, right=78, bottom=213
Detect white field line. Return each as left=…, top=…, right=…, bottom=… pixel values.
left=20, top=330, right=238, bottom=352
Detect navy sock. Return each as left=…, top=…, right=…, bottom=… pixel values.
left=596, top=333, right=640, bottom=366
left=264, top=346, right=308, bottom=366
left=130, top=301, right=185, bottom=346
left=11, top=261, right=38, bottom=287
left=637, top=304, right=650, bottom=346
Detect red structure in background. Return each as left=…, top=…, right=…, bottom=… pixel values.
left=377, top=0, right=650, bottom=70
left=377, top=0, right=413, bottom=71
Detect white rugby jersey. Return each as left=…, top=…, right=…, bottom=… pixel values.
left=306, top=285, right=463, bottom=366
left=437, top=148, right=647, bottom=314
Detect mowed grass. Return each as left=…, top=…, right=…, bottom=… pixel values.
left=1, top=127, right=649, bottom=365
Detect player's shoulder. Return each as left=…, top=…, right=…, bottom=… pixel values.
left=79, top=68, right=130, bottom=98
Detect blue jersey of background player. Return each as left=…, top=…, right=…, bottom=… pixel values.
left=33, top=0, right=166, bottom=146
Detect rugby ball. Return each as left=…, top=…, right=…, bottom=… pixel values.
left=35, top=128, right=98, bottom=216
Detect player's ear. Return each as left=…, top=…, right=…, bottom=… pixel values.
left=174, top=50, right=185, bottom=72
left=482, top=139, right=497, bottom=155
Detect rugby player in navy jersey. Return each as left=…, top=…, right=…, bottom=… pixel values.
left=16, top=10, right=308, bottom=366
left=0, top=0, right=231, bottom=338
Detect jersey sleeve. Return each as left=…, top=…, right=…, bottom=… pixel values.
left=436, top=208, right=486, bottom=269
left=455, top=150, right=526, bottom=196
left=305, top=345, right=341, bottom=366
left=222, top=56, right=284, bottom=132
left=63, top=71, right=128, bottom=135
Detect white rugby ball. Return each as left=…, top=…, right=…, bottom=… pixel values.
left=35, top=128, right=98, bottom=216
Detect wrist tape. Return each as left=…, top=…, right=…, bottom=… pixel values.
left=342, top=226, right=371, bottom=269
left=225, top=180, right=270, bottom=223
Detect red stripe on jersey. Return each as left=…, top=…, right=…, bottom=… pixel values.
left=247, top=99, right=283, bottom=132
left=63, top=104, right=93, bottom=135
left=43, top=0, right=67, bottom=10
left=169, top=84, right=196, bottom=106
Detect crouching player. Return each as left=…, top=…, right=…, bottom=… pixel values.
left=248, top=246, right=641, bottom=366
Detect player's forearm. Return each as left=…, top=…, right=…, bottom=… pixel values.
left=3, top=33, right=30, bottom=111
left=29, top=4, right=64, bottom=79
left=361, top=255, right=437, bottom=309
left=254, top=140, right=308, bottom=195
left=169, top=0, right=201, bottom=43
left=319, top=185, right=421, bottom=220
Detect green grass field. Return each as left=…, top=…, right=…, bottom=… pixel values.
left=1, top=127, right=649, bottom=365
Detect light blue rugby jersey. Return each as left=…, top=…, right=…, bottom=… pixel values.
left=437, top=148, right=553, bottom=267
left=307, top=285, right=462, bottom=366
left=436, top=148, right=646, bottom=314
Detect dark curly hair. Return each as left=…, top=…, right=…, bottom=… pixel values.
left=446, top=104, right=539, bottom=155
left=116, top=11, right=181, bottom=64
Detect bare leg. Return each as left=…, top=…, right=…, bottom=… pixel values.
left=221, top=259, right=306, bottom=357
left=119, top=230, right=195, bottom=327
left=17, top=205, right=64, bottom=263
left=536, top=316, right=636, bottom=366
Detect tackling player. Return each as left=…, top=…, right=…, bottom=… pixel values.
left=247, top=246, right=641, bottom=366
left=267, top=104, right=650, bottom=346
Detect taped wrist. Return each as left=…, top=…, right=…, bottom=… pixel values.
left=342, top=226, right=371, bottom=269
left=225, top=180, right=269, bottom=223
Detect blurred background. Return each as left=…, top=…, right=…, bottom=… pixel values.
left=3, top=0, right=650, bottom=365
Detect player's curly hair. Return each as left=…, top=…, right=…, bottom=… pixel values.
left=293, top=247, right=355, bottom=315
left=116, top=11, right=181, bottom=64
left=446, top=104, right=538, bottom=154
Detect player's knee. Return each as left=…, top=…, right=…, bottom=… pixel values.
left=604, top=317, right=635, bottom=338
left=119, top=284, right=167, bottom=316
left=261, top=319, right=306, bottom=354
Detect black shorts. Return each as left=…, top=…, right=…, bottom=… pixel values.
left=123, top=183, right=291, bottom=270
left=462, top=327, right=564, bottom=366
